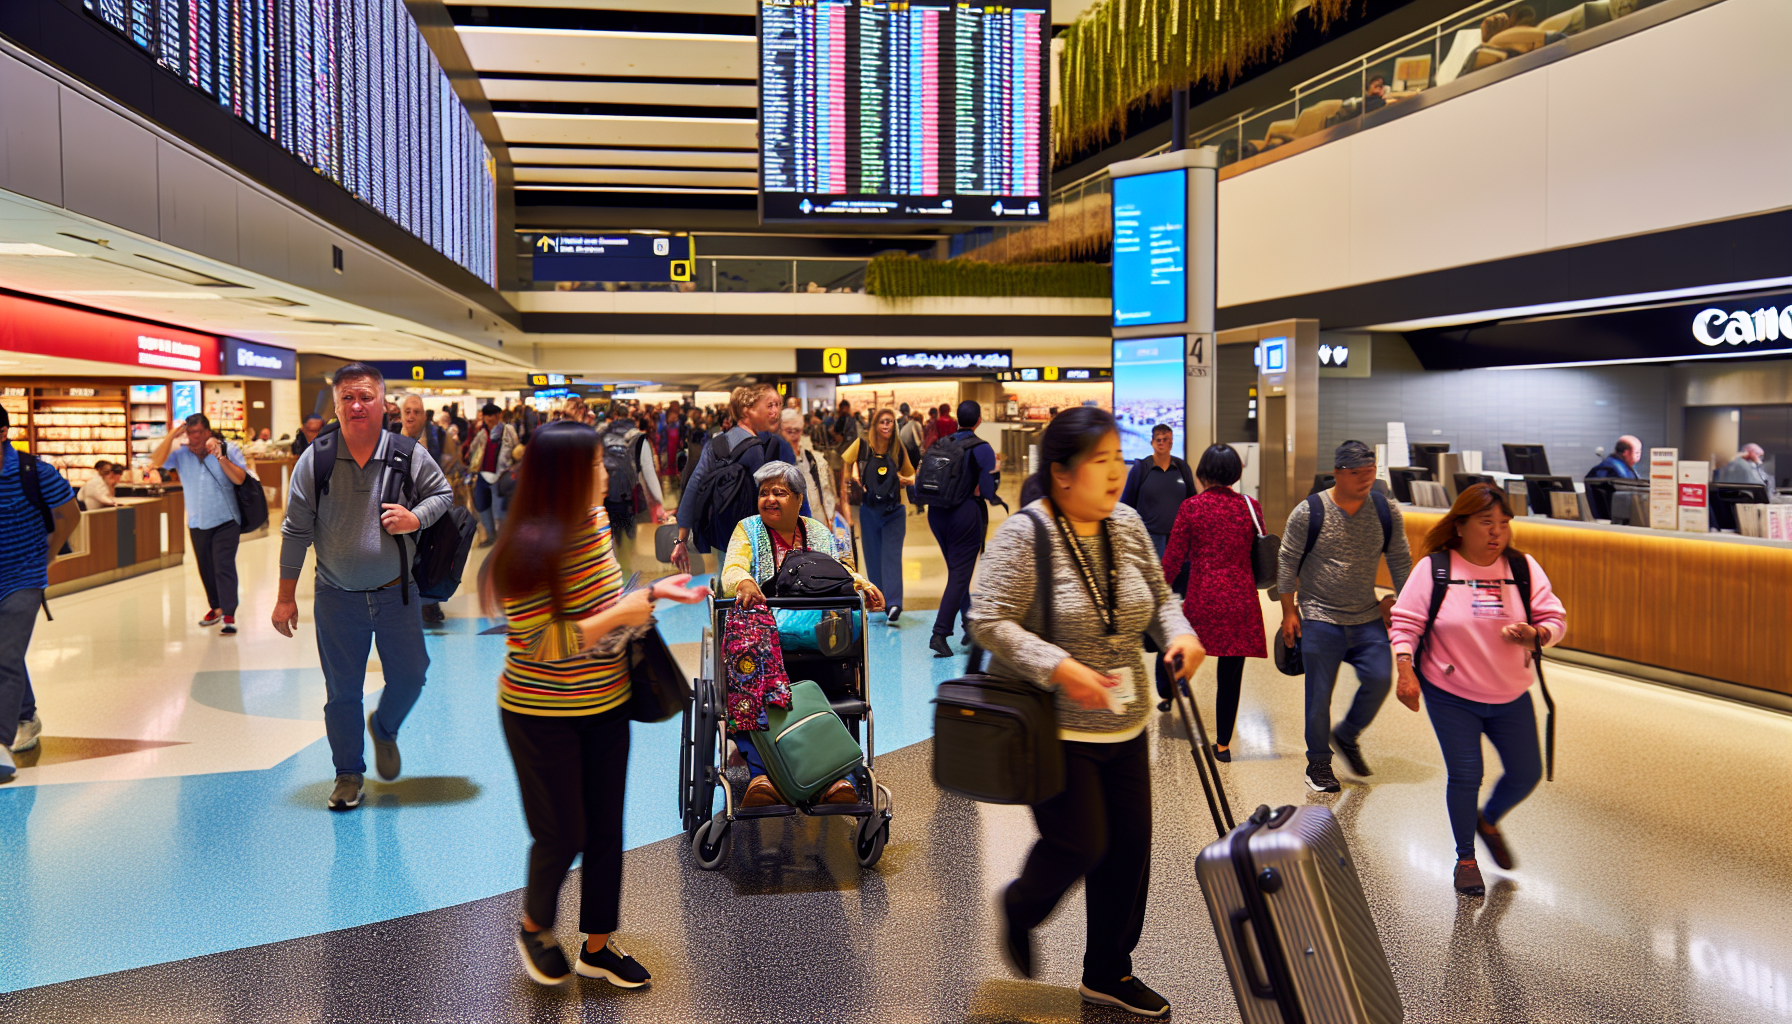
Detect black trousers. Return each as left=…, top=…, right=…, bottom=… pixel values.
left=1008, top=732, right=1153, bottom=982
left=927, top=500, right=985, bottom=638
left=501, top=708, right=630, bottom=935
left=189, top=521, right=241, bottom=615
left=1212, top=656, right=1246, bottom=746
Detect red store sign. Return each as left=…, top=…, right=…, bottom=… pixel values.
left=0, top=292, right=221, bottom=374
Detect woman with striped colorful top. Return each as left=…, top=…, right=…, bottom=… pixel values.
left=482, top=421, right=708, bottom=989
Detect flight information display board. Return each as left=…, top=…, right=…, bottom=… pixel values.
left=1112, top=169, right=1187, bottom=327
left=759, top=0, right=1049, bottom=224
left=82, top=0, right=496, bottom=286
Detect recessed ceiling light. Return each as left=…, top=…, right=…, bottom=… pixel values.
left=0, top=243, right=85, bottom=257
left=53, top=290, right=223, bottom=299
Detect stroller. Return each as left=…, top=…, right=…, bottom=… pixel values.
left=678, top=591, right=894, bottom=871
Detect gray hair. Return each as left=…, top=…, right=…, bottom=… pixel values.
left=754, top=459, right=806, bottom=497
left=779, top=408, right=804, bottom=430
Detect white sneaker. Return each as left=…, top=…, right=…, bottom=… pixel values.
left=12, top=714, right=41, bottom=753
left=0, top=746, right=14, bottom=781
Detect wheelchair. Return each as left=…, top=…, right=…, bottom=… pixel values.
left=678, top=592, right=893, bottom=871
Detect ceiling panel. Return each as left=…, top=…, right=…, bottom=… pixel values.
left=480, top=77, right=756, bottom=108
left=515, top=167, right=758, bottom=187
left=457, top=27, right=755, bottom=79
left=507, top=147, right=757, bottom=169
left=496, top=112, right=758, bottom=149
left=445, top=0, right=755, bottom=13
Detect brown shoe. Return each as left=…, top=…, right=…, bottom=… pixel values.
left=742, top=776, right=782, bottom=807
left=1477, top=813, right=1515, bottom=870
left=821, top=778, right=859, bottom=804
left=1454, top=859, right=1485, bottom=897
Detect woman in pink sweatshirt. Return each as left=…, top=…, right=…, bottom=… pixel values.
left=1389, top=483, right=1566, bottom=898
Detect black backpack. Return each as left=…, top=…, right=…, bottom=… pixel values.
left=1415, top=549, right=1557, bottom=781
left=312, top=431, right=473, bottom=604
left=602, top=425, right=643, bottom=506
left=1296, top=489, right=1392, bottom=574
left=687, top=433, right=780, bottom=551
left=859, top=442, right=903, bottom=508
left=913, top=434, right=990, bottom=509
left=770, top=548, right=857, bottom=599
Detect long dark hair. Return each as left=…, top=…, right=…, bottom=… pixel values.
left=1416, top=483, right=1520, bottom=560
left=481, top=421, right=600, bottom=616
left=1020, top=406, right=1119, bottom=506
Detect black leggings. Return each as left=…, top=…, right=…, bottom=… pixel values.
left=501, top=708, right=630, bottom=935
left=1212, top=656, right=1246, bottom=746
left=189, top=521, right=241, bottom=615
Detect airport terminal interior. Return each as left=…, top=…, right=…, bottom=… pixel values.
left=3, top=0, right=1792, bottom=1020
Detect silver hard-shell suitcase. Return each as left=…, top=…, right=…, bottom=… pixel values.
left=1194, top=803, right=1404, bottom=1024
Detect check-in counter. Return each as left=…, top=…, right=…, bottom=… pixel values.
left=246, top=454, right=296, bottom=510
left=1386, top=510, right=1792, bottom=701
left=46, top=491, right=187, bottom=598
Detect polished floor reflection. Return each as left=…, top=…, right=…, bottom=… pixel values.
left=4, top=527, right=1792, bottom=1022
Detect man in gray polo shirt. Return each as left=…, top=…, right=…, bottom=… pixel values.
left=272, top=363, right=454, bottom=811
left=1277, top=440, right=1412, bottom=794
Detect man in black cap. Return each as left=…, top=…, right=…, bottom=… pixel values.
left=1275, top=440, right=1411, bottom=793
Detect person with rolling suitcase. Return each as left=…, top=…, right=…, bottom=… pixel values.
left=967, top=408, right=1202, bottom=1018
left=1389, top=483, right=1564, bottom=897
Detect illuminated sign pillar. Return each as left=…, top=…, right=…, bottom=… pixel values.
left=1109, top=147, right=1218, bottom=465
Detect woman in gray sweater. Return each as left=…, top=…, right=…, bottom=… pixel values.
left=968, top=407, right=1203, bottom=1019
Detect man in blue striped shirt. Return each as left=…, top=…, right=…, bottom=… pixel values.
left=0, top=404, right=82, bottom=780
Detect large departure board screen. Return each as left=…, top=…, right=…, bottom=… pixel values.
left=759, top=0, right=1049, bottom=224
left=82, top=0, right=496, bottom=286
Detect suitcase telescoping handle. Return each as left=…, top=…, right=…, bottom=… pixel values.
left=1170, top=653, right=1235, bottom=838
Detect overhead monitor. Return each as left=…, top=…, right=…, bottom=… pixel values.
left=758, top=0, right=1049, bottom=224
left=1112, top=337, right=1183, bottom=461
left=1111, top=169, right=1187, bottom=327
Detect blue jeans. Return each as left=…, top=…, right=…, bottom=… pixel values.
left=1300, top=618, right=1392, bottom=763
left=1421, top=680, right=1542, bottom=860
left=859, top=502, right=906, bottom=608
left=0, top=588, right=40, bottom=750
left=315, top=583, right=430, bottom=776
left=474, top=477, right=508, bottom=540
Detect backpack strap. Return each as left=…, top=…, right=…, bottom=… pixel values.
left=17, top=453, right=55, bottom=533
left=381, top=433, right=420, bottom=605
left=1372, top=489, right=1393, bottom=553
left=1296, top=492, right=1325, bottom=575
left=1179, top=457, right=1197, bottom=499
left=311, top=430, right=340, bottom=498
left=1414, top=550, right=1454, bottom=663
left=1505, top=549, right=1554, bottom=781
left=1028, top=509, right=1053, bottom=641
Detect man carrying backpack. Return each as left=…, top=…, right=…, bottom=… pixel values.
left=601, top=406, right=667, bottom=568
left=1276, top=440, right=1412, bottom=794
left=918, top=400, right=1001, bottom=658
left=272, top=363, right=455, bottom=811
left=0, top=405, right=81, bottom=779
left=670, top=383, right=803, bottom=574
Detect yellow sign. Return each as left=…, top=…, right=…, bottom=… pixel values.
left=670, top=259, right=692, bottom=282
left=1044, top=366, right=1060, bottom=380
left=529, top=373, right=550, bottom=387
left=411, top=365, right=424, bottom=381
left=822, top=348, right=848, bottom=374
left=535, top=236, right=555, bottom=252
left=776, top=382, right=788, bottom=395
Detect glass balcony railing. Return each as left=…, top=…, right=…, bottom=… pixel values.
left=513, top=256, right=869, bottom=294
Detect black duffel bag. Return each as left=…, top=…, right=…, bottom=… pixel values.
left=931, top=510, right=1063, bottom=805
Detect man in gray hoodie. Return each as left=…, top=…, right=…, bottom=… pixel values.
left=272, top=363, right=454, bottom=811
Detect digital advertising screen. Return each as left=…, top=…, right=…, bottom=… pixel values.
left=1111, top=169, right=1188, bottom=328
left=1112, top=337, right=1184, bottom=462
left=758, top=0, right=1049, bottom=224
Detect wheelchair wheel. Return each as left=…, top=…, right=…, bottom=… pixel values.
left=854, top=813, right=890, bottom=868
left=692, top=813, right=731, bottom=871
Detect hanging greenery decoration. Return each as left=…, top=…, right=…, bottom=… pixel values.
left=865, top=256, right=1110, bottom=299
left=1056, top=0, right=1351, bottom=155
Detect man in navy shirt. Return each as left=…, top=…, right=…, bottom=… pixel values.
left=1119, top=424, right=1197, bottom=558
left=0, top=404, right=82, bottom=778
left=1586, top=435, right=1643, bottom=480
left=928, top=401, right=1001, bottom=658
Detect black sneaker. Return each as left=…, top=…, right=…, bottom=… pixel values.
left=929, top=634, right=954, bottom=658
left=998, top=885, right=1034, bottom=979
left=422, top=603, right=446, bottom=624
left=1331, top=727, right=1372, bottom=777
left=1079, top=975, right=1171, bottom=1018
left=1304, top=759, right=1341, bottom=793
left=575, top=937, right=651, bottom=988
left=885, top=605, right=900, bottom=625
left=515, top=927, right=572, bottom=986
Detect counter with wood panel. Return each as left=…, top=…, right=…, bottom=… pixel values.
left=1384, top=510, right=1792, bottom=698
left=46, top=492, right=186, bottom=599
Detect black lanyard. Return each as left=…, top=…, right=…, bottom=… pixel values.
left=1049, top=504, right=1117, bottom=635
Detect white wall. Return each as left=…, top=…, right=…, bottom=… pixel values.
left=1217, top=0, right=1792, bottom=308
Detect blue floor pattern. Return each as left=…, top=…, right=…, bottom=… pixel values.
left=0, top=601, right=968, bottom=992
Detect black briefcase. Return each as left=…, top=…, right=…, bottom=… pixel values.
left=930, top=510, right=1064, bottom=805
left=627, top=626, right=691, bottom=723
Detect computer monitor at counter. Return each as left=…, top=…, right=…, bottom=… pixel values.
left=1503, top=443, right=1550, bottom=476
left=1710, top=483, right=1771, bottom=532
left=1387, top=467, right=1432, bottom=503
left=1521, top=475, right=1578, bottom=516
left=1409, top=442, right=1451, bottom=479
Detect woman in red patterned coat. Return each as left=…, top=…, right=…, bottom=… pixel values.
left=1161, top=444, right=1268, bottom=761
